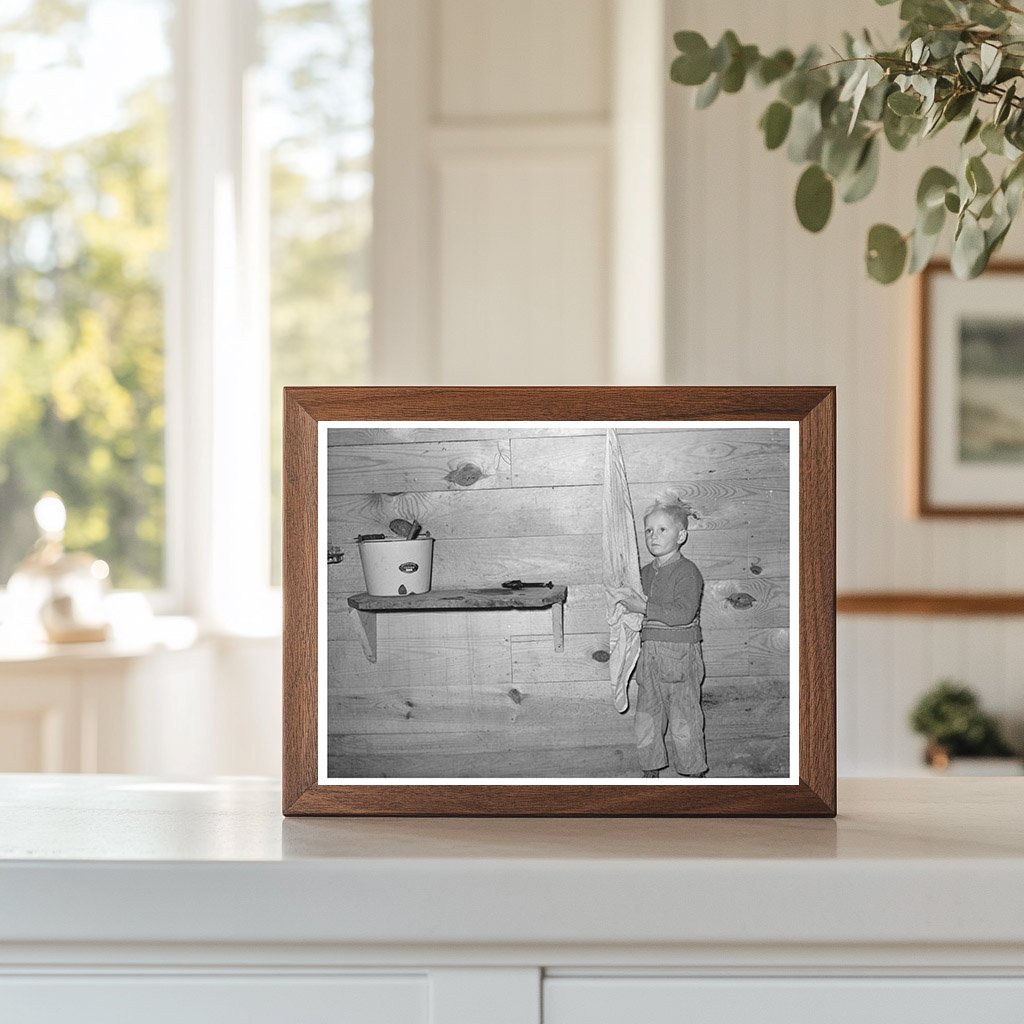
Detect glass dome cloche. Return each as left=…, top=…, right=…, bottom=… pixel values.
left=5, top=492, right=111, bottom=644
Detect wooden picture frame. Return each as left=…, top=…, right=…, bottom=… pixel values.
left=917, top=261, right=1024, bottom=517
left=283, top=387, right=836, bottom=816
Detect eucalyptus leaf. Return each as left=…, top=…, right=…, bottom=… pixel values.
left=958, top=58, right=982, bottom=89
left=913, top=75, right=937, bottom=112
left=760, top=101, right=793, bottom=150
left=927, top=30, right=962, bottom=60
left=951, top=211, right=986, bottom=278
left=861, top=79, right=892, bottom=122
left=842, top=137, right=880, bottom=203
left=884, top=106, right=922, bottom=150
left=903, top=0, right=958, bottom=28
left=945, top=190, right=961, bottom=213
left=995, top=82, right=1017, bottom=124
left=820, top=85, right=841, bottom=126
left=710, top=31, right=740, bottom=73
left=866, top=223, right=908, bottom=283
left=822, top=128, right=864, bottom=178
left=787, top=100, right=824, bottom=162
left=801, top=68, right=833, bottom=104
left=721, top=44, right=758, bottom=92
left=888, top=90, right=921, bottom=115
left=839, top=63, right=867, bottom=105
left=793, top=43, right=823, bottom=73
left=958, top=155, right=980, bottom=208
left=1004, top=156, right=1024, bottom=188
left=908, top=221, right=943, bottom=273
left=779, top=74, right=807, bottom=106
left=967, top=154, right=995, bottom=196
left=754, top=49, right=795, bottom=87
left=970, top=2, right=1009, bottom=30
left=962, top=115, right=983, bottom=145
left=917, top=166, right=957, bottom=210
left=986, top=212, right=1013, bottom=259
left=922, top=103, right=946, bottom=137
left=671, top=54, right=706, bottom=87
left=674, top=29, right=707, bottom=53
left=694, top=73, right=721, bottom=109
left=942, top=92, right=974, bottom=122
left=921, top=200, right=946, bottom=235
left=1003, top=157, right=1024, bottom=216
left=1006, top=172, right=1024, bottom=218
left=980, top=42, right=1002, bottom=86
left=981, top=122, right=1006, bottom=155
left=840, top=63, right=875, bottom=131
left=795, top=164, right=834, bottom=232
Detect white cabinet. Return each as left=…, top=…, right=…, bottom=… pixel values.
left=1, top=777, right=1023, bottom=1024
left=0, top=975, right=428, bottom=1024
left=544, top=977, right=1024, bottom=1023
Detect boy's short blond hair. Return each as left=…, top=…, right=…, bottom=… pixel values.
left=643, top=490, right=697, bottom=531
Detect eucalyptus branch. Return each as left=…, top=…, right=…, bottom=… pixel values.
left=670, top=1, right=1024, bottom=283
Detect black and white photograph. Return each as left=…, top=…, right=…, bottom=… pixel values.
left=318, top=421, right=798, bottom=784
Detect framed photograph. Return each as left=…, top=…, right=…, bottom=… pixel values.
left=283, top=387, right=835, bottom=816
left=917, top=261, right=1024, bottom=516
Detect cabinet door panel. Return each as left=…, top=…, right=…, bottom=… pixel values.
left=545, top=977, right=1024, bottom=1023
left=0, top=975, right=427, bottom=1024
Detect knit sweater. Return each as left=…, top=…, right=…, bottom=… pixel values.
left=639, top=554, right=703, bottom=643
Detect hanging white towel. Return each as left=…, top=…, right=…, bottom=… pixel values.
left=602, top=429, right=643, bottom=713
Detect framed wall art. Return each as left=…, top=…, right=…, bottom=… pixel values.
left=917, top=261, right=1024, bottom=517
left=282, top=387, right=836, bottom=816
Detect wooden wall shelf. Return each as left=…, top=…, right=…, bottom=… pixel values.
left=347, top=586, right=568, bottom=662
left=837, top=593, right=1024, bottom=616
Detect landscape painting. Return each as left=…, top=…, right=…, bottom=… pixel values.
left=959, top=317, right=1024, bottom=464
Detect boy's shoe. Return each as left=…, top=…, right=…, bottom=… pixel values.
left=641, top=769, right=661, bottom=779
left=676, top=769, right=708, bottom=778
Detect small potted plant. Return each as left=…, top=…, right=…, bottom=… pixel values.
left=909, top=679, right=1019, bottom=773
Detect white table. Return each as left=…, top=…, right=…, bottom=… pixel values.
left=1, top=776, right=1023, bottom=1023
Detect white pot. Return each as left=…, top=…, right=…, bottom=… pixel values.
left=357, top=538, right=435, bottom=596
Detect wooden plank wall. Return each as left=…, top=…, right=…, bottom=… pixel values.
left=326, top=427, right=791, bottom=778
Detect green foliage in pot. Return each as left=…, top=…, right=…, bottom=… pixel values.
left=670, top=0, right=1024, bottom=283
left=909, top=679, right=1015, bottom=756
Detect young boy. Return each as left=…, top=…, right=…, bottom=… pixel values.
left=608, top=496, right=708, bottom=779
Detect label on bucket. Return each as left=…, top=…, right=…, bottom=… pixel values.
left=398, top=561, right=419, bottom=573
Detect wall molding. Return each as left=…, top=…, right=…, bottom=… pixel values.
left=838, top=593, right=1024, bottom=616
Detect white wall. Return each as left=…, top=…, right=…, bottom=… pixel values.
left=138, top=0, right=1023, bottom=779
left=373, top=0, right=643, bottom=386
left=665, top=0, right=1024, bottom=772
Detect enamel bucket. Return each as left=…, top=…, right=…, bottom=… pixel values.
left=357, top=537, right=435, bottom=596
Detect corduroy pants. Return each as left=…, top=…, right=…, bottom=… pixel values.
left=634, top=639, right=708, bottom=776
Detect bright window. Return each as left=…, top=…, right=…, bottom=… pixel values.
left=0, top=0, right=373, bottom=613
left=0, top=0, right=172, bottom=589
left=261, top=0, right=372, bottom=582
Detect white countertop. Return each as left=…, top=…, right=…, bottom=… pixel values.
left=2, top=776, right=1023, bottom=950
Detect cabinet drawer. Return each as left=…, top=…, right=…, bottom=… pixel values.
left=0, top=974, right=427, bottom=1024
left=544, top=977, right=1024, bottom=1023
